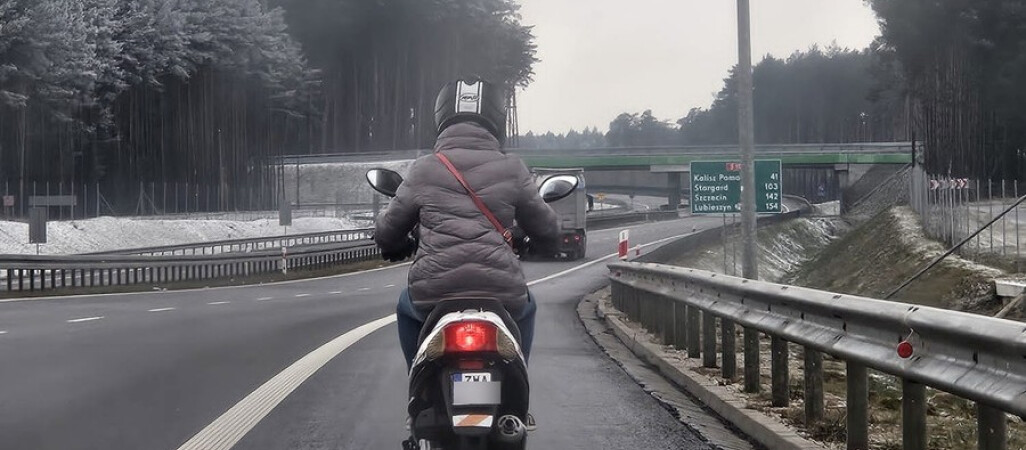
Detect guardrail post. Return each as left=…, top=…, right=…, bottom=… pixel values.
left=744, top=328, right=760, bottom=393
left=721, top=319, right=736, bottom=380
left=771, top=336, right=789, bottom=407
left=7, top=269, right=12, bottom=291
left=902, top=379, right=928, bottom=450
left=673, top=300, right=687, bottom=350
left=29, top=270, right=35, bottom=291
left=686, top=304, right=701, bottom=358
left=847, top=362, right=868, bottom=450
left=702, top=311, right=717, bottom=368
left=624, top=285, right=637, bottom=322
left=610, top=280, right=621, bottom=310
left=638, top=289, right=649, bottom=329
left=978, top=404, right=1007, bottom=450
left=804, top=348, right=824, bottom=424
left=661, top=296, right=673, bottom=344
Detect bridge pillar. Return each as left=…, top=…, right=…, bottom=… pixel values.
left=667, top=172, right=682, bottom=210
left=836, top=165, right=850, bottom=214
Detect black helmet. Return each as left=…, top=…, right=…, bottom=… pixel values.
left=434, top=77, right=507, bottom=143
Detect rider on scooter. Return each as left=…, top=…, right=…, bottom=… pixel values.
left=373, top=77, right=559, bottom=429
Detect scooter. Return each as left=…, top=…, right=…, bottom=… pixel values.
left=366, top=168, right=579, bottom=450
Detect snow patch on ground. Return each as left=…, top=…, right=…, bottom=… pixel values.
left=891, top=206, right=1005, bottom=277
left=670, top=217, right=847, bottom=283
left=813, top=200, right=840, bottom=216
left=0, top=216, right=366, bottom=255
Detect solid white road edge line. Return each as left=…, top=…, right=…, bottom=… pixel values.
left=67, top=316, right=104, bottom=323
left=526, top=230, right=699, bottom=286
left=175, top=315, right=397, bottom=450
left=177, top=227, right=703, bottom=449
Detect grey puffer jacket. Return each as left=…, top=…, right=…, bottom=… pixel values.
left=374, top=122, right=559, bottom=317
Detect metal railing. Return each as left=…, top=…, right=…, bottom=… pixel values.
left=1, top=240, right=379, bottom=293
left=910, top=166, right=1024, bottom=267
left=608, top=262, right=1025, bottom=450
left=86, top=228, right=374, bottom=256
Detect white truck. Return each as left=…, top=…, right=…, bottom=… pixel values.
left=532, top=168, right=587, bottom=260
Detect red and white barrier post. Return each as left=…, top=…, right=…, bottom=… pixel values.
left=618, top=230, right=630, bottom=260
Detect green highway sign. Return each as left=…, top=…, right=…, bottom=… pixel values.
left=690, top=160, right=782, bottom=214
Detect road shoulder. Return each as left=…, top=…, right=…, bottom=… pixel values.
left=577, top=291, right=760, bottom=450
left=579, top=289, right=830, bottom=450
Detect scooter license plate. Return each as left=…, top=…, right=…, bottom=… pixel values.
left=453, top=372, right=491, bottom=383
left=451, top=372, right=501, bottom=406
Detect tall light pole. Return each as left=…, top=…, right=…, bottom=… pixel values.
left=737, top=0, right=757, bottom=280
left=737, top=0, right=760, bottom=393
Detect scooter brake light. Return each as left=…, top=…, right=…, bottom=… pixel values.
left=444, top=321, right=497, bottom=353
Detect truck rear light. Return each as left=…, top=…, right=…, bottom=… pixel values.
left=444, top=321, right=498, bottom=353
left=574, top=235, right=581, bottom=242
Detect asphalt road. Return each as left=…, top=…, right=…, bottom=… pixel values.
left=0, top=215, right=725, bottom=450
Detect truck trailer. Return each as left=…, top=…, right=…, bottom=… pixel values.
left=532, top=168, right=587, bottom=260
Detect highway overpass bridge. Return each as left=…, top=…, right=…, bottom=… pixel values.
left=276, top=142, right=914, bottom=209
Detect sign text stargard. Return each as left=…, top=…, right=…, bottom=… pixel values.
left=690, top=160, right=782, bottom=214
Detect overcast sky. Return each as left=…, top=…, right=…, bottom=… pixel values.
left=515, top=0, right=882, bottom=134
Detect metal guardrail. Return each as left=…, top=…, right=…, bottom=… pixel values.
left=86, top=228, right=374, bottom=256
left=587, top=211, right=682, bottom=229
left=1, top=240, right=379, bottom=293
left=608, top=262, right=1026, bottom=450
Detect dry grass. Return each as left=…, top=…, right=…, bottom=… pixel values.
left=622, top=312, right=1026, bottom=450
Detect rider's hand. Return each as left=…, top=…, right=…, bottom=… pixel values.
left=511, top=227, right=530, bottom=256
left=381, top=236, right=418, bottom=262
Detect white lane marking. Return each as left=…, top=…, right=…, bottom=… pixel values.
left=208, top=301, right=230, bottom=306
left=256, top=297, right=273, bottom=302
left=384, top=284, right=396, bottom=288
left=527, top=230, right=702, bottom=286
left=0, top=330, right=7, bottom=335
left=148, top=307, right=176, bottom=313
left=329, top=291, right=343, bottom=295
left=181, top=227, right=703, bottom=447
left=357, top=287, right=370, bottom=292
left=67, top=316, right=104, bottom=323
left=294, top=293, right=310, bottom=298
left=176, top=315, right=397, bottom=450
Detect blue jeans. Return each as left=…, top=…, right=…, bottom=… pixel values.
left=397, top=288, right=537, bottom=370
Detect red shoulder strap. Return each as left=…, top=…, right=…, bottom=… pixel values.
left=435, top=152, right=514, bottom=247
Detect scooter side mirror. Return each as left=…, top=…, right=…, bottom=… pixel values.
left=539, top=174, right=579, bottom=203
left=366, top=169, right=404, bottom=198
